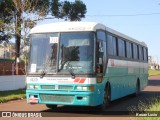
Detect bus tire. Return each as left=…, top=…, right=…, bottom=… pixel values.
left=46, top=104, right=57, bottom=109
left=98, top=83, right=111, bottom=111
left=134, top=80, right=140, bottom=97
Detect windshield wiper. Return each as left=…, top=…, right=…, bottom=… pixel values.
left=40, top=58, right=50, bottom=78
left=40, top=64, right=47, bottom=78
left=66, top=62, right=75, bottom=79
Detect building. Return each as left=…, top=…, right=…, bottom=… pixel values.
left=148, top=56, right=159, bottom=70
left=0, top=44, right=15, bottom=59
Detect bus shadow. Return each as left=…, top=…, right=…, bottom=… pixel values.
left=41, top=91, right=160, bottom=116
left=148, top=79, right=160, bottom=86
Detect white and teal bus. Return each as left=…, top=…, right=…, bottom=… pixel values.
left=26, top=22, right=148, bottom=110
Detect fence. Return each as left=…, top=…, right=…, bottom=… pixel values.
left=0, top=59, right=25, bottom=75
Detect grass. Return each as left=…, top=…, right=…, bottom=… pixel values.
left=131, top=69, right=160, bottom=119
left=148, top=69, right=160, bottom=76
left=0, top=89, right=26, bottom=103
left=134, top=98, right=160, bottom=120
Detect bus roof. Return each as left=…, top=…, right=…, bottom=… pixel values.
left=30, top=22, right=147, bottom=47
left=30, top=22, right=105, bottom=33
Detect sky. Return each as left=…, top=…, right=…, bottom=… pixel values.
left=38, top=0, right=160, bottom=63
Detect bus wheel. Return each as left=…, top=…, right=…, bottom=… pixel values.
left=135, top=80, right=140, bottom=96
left=98, top=83, right=111, bottom=111
left=46, top=104, right=57, bottom=109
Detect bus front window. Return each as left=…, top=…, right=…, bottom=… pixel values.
left=28, top=33, right=58, bottom=74
left=58, top=32, right=95, bottom=74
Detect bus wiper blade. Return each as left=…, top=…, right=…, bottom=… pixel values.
left=66, top=62, right=75, bottom=79
left=40, top=64, right=47, bottom=78
left=40, top=70, right=46, bottom=78
left=40, top=59, right=50, bottom=78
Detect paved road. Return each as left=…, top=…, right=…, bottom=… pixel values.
left=0, top=75, right=160, bottom=119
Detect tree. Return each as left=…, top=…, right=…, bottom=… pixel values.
left=0, top=0, right=87, bottom=62
left=12, top=0, right=50, bottom=61
left=0, top=0, right=15, bottom=43
left=63, top=0, right=86, bottom=21
left=51, top=0, right=87, bottom=21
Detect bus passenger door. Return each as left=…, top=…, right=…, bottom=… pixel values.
left=97, top=41, right=103, bottom=74
left=96, top=31, right=107, bottom=83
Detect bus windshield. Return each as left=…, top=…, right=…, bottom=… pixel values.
left=28, top=32, right=95, bottom=75
left=58, top=32, right=95, bottom=74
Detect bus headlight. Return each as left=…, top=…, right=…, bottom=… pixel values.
left=29, top=85, right=34, bottom=89
left=76, top=86, right=94, bottom=91
left=34, top=85, right=39, bottom=89
left=77, top=86, right=87, bottom=90
left=28, top=85, right=39, bottom=89
left=82, top=87, right=88, bottom=91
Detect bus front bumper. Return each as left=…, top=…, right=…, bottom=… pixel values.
left=26, top=90, right=100, bottom=106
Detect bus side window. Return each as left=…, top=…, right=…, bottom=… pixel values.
left=143, top=47, right=148, bottom=61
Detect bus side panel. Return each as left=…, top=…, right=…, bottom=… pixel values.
left=139, top=63, right=148, bottom=90
left=105, top=59, right=148, bottom=101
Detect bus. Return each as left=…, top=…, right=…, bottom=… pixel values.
left=26, top=22, right=148, bottom=110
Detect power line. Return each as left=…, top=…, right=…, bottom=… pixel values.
left=40, top=12, right=160, bottom=20
left=86, top=12, right=160, bottom=17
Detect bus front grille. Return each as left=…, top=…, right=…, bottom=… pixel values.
left=41, top=85, right=55, bottom=89
left=40, top=94, right=74, bottom=103
left=59, top=86, right=73, bottom=90
left=41, top=85, right=73, bottom=90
